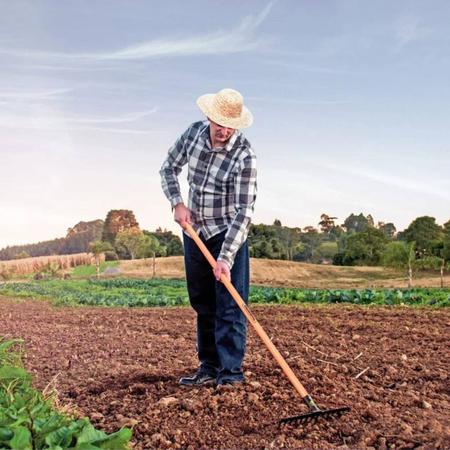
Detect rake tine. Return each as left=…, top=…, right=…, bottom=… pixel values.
left=279, top=406, right=351, bottom=425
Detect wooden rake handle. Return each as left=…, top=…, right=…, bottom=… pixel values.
left=182, top=222, right=310, bottom=399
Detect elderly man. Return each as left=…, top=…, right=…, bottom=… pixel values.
left=160, top=88, right=257, bottom=387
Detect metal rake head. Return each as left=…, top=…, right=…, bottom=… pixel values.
left=279, top=406, right=351, bottom=425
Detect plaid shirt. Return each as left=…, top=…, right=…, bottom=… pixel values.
left=160, top=120, right=257, bottom=268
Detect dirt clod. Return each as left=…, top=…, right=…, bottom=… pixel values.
left=158, top=396, right=178, bottom=407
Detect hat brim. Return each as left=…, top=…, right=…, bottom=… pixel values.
left=196, top=94, right=253, bottom=129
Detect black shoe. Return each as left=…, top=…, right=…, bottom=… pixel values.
left=179, top=373, right=216, bottom=386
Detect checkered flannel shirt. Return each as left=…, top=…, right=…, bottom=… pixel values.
left=160, top=120, right=257, bottom=268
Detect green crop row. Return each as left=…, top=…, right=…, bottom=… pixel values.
left=0, top=339, right=132, bottom=450
left=249, top=286, right=450, bottom=306
left=0, top=279, right=188, bottom=307
left=1, top=279, right=449, bottom=307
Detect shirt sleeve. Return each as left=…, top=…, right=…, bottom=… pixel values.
left=159, top=130, right=188, bottom=208
left=218, top=153, right=257, bottom=268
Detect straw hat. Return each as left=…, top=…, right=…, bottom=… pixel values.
left=196, top=88, right=253, bottom=129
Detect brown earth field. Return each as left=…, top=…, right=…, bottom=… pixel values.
left=119, top=256, right=450, bottom=289
left=1, top=297, right=449, bottom=449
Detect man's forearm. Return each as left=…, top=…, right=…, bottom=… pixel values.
left=160, top=166, right=184, bottom=208
left=218, top=212, right=252, bottom=269
left=160, top=130, right=188, bottom=208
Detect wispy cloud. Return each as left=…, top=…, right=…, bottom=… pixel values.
left=0, top=108, right=157, bottom=133
left=259, top=58, right=349, bottom=74
left=65, top=126, right=154, bottom=135
left=66, top=109, right=157, bottom=124
left=0, top=88, right=72, bottom=101
left=314, top=160, right=450, bottom=200
left=394, top=15, right=429, bottom=51
left=248, top=96, right=350, bottom=106
left=8, top=63, right=130, bottom=72
left=0, top=2, right=274, bottom=61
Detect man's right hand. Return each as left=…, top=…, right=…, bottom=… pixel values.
left=174, top=203, right=192, bottom=226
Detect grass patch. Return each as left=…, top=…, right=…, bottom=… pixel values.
left=71, top=261, right=119, bottom=277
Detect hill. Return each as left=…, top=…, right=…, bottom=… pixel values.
left=0, top=220, right=103, bottom=260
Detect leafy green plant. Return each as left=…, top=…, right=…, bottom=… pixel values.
left=34, top=263, right=62, bottom=280
left=0, top=338, right=132, bottom=449
left=0, top=279, right=449, bottom=308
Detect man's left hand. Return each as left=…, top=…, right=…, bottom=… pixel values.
left=213, top=260, right=231, bottom=281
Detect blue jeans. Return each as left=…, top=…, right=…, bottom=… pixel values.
left=183, top=230, right=249, bottom=383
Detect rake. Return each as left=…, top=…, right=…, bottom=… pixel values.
left=183, top=222, right=350, bottom=424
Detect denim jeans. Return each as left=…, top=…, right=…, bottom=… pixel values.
left=183, top=230, right=249, bottom=383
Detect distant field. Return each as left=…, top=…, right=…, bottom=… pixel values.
left=2, top=254, right=448, bottom=289
left=0, top=253, right=97, bottom=276
left=119, top=256, right=449, bottom=289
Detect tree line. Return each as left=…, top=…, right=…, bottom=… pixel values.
left=248, top=213, right=450, bottom=284
left=1, top=211, right=449, bottom=277
left=0, top=212, right=182, bottom=262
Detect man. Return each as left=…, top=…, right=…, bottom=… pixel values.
left=160, top=88, right=257, bottom=387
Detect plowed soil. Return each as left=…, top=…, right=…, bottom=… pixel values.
left=1, top=297, right=449, bottom=449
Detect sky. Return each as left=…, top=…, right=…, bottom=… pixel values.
left=1, top=0, right=449, bottom=249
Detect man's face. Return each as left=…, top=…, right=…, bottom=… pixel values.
left=208, top=118, right=235, bottom=144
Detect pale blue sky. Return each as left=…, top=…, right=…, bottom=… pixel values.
left=1, top=0, right=449, bottom=248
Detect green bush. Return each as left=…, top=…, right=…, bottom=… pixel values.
left=104, top=251, right=119, bottom=261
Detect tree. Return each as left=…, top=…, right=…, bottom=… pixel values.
left=115, top=229, right=145, bottom=260
left=292, top=242, right=310, bottom=261
left=378, top=222, right=397, bottom=239
left=435, top=220, right=450, bottom=284
left=443, top=220, right=450, bottom=263
left=166, top=238, right=183, bottom=256
left=342, top=227, right=388, bottom=266
left=102, top=210, right=139, bottom=245
left=401, top=216, right=443, bottom=258
left=137, top=235, right=163, bottom=258
left=343, top=213, right=369, bottom=234
left=14, top=251, right=30, bottom=259
left=277, top=225, right=300, bottom=260
left=144, top=229, right=183, bottom=256
left=63, top=220, right=104, bottom=254
left=318, top=214, right=337, bottom=234
left=415, top=255, right=446, bottom=288
left=248, top=223, right=300, bottom=260
left=328, top=225, right=345, bottom=241
left=89, top=241, right=113, bottom=278
left=137, top=234, right=164, bottom=277
left=250, top=238, right=286, bottom=259
left=300, top=227, right=320, bottom=247
left=313, top=242, right=338, bottom=263
left=382, top=241, right=415, bottom=287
